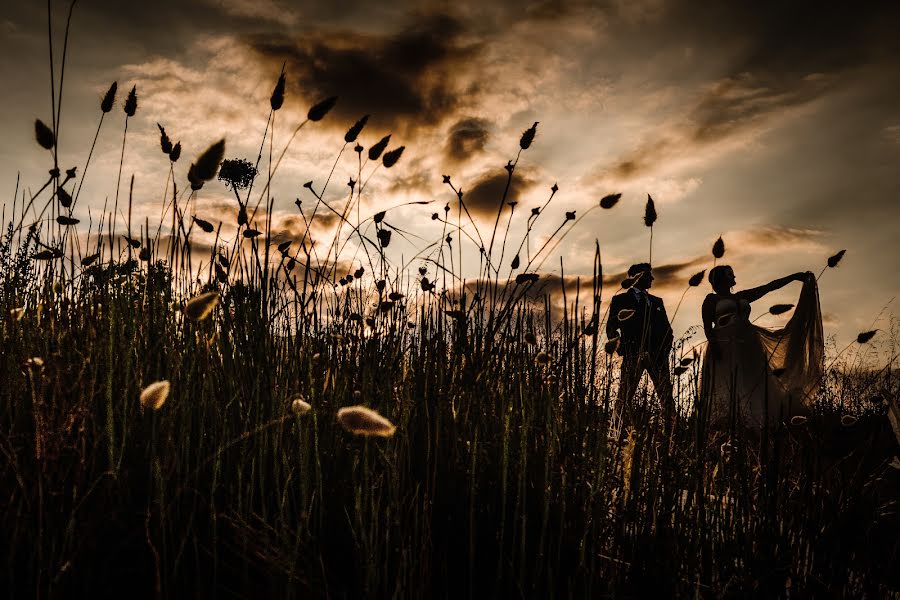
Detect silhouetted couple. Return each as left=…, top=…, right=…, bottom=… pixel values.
left=606, top=263, right=824, bottom=430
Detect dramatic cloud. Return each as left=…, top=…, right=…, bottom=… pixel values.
left=459, top=167, right=540, bottom=219
left=246, top=13, right=483, bottom=134
left=729, top=226, right=825, bottom=255
left=444, top=117, right=490, bottom=163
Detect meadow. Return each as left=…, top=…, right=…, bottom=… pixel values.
left=1, top=14, right=899, bottom=599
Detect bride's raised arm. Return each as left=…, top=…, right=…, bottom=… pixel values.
left=736, top=271, right=811, bottom=303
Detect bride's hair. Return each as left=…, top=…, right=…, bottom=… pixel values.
left=708, top=265, right=733, bottom=289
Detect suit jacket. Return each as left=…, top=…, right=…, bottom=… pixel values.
left=606, top=288, right=673, bottom=363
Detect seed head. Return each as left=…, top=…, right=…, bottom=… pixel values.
left=308, top=96, right=338, bottom=121
left=840, top=415, right=858, bottom=427
left=189, top=140, right=226, bottom=190
left=35, top=119, right=55, bottom=149
left=290, top=396, right=311, bottom=416
left=344, top=114, right=369, bottom=143
left=57, top=187, right=72, bottom=208
left=519, top=121, right=539, bottom=150
left=193, top=217, right=214, bottom=233
left=536, top=351, right=550, bottom=365
left=599, top=193, right=621, bottom=209
left=270, top=72, right=286, bottom=111
left=100, top=81, right=117, bottom=113
left=644, top=194, right=657, bottom=227
left=368, top=135, right=391, bottom=161
left=157, top=123, right=173, bottom=155
left=124, top=85, right=138, bottom=117
left=712, top=236, right=725, bottom=259
left=856, top=330, right=877, bottom=344
left=140, top=380, right=170, bottom=411
left=184, top=291, right=220, bottom=321
left=827, top=249, right=846, bottom=268
left=769, top=303, right=794, bottom=316
left=169, top=142, right=182, bottom=163
left=688, top=270, right=705, bottom=286
left=336, top=405, right=396, bottom=437
left=382, top=146, right=405, bottom=168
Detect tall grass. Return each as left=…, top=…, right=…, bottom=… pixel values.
left=1, top=10, right=898, bottom=598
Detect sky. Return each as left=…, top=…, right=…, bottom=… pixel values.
left=2, top=0, right=899, bottom=353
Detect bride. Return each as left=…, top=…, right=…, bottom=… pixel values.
left=700, top=265, right=824, bottom=429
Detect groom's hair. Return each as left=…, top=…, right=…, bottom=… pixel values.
left=627, top=263, right=651, bottom=277
left=709, top=265, right=732, bottom=288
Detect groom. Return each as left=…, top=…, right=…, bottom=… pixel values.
left=606, top=263, right=674, bottom=424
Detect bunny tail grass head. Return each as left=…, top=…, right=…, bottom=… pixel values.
left=140, top=380, right=170, bottom=411
left=344, top=114, right=369, bottom=143
left=270, top=72, right=286, bottom=111
left=308, top=96, right=338, bottom=121
left=599, top=193, right=621, bottom=209
left=769, top=303, right=794, bottom=316
left=124, top=85, right=138, bottom=117
left=184, top=291, right=220, bottom=321
left=712, top=236, right=725, bottom=259
left=368, top=135, right=391, bottom=161
left=827, top=249, right=846, bottom=268
left=520, top=121, right=539, bottom=150
left=290, top=396, right=312, bottom=416
left=382, top=146, right=405, bottom=168
left=188, top=140, right=226, bottom=190
left=856, top=330, right=877, bottom=344
left=157, top=123, right=173, bottom=155
left=337, top=405, right=396, bottom=437
left=100, top=81, right=117, bottom=113
left=688, top=270, right=706, bottom=287
left=644, top=195, right=657, bottom=227
left=35, top=119, right=55, bottom=150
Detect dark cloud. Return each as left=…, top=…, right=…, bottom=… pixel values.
left=444, top=117, right=490, bottom=163
left=246, top=13, right=482, bottom=134
left=459, top=167, right=540, bottom=218
left=601, top=1, right=900, bottom=181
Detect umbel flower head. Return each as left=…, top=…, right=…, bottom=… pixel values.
left=336, top=405, right=396, bottom=437
left=218, top=158, right=257, bottom=191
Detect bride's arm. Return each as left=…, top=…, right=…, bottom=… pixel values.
left=737, top=272, right=809, bottom=303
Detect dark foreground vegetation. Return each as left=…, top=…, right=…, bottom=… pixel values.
left=2, top=7, right=899, bottom=597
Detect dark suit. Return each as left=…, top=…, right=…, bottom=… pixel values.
left=606, top=287, right=674, bottom=422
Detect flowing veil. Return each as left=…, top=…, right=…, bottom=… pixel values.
left=754, top=277, right=825, bottom=408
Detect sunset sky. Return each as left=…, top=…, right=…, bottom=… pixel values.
left=2, top=0, right=899, bottom=351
